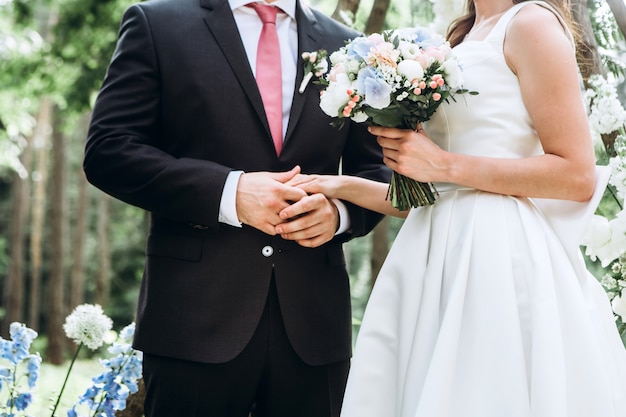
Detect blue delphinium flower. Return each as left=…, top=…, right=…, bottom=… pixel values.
left=2, top=323, right=37, bottom=365
left=1, top=316, right=140, bottom=417
left=67, top=323, right=142, bottom=417
left=25, top=354, right=41, bottom=389
left=12, top=392, right=33, bottom=411
left=0, top=323, right=40, bottom=417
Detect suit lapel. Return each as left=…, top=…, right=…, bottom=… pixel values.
left=284, top=1, right=322, bottom=145
left=200, top=0, right=271, bottom=141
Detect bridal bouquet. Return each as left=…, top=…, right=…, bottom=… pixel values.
left=319, top=26, right=475, bottom=209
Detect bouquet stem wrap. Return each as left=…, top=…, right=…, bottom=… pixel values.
left=388, top=170, right=438, bottom=210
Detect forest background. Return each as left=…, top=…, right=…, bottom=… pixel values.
left=1, top=0, right=625, bottom=374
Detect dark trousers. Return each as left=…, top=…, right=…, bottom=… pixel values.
left=142, top=279, right=350, bottom=417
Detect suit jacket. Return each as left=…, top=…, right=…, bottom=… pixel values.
left=84, top=0, right=390, bottom=366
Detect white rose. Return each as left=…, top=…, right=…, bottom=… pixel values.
left=397, top=60, right=424, bottom=82
left=345, top=57, right=362, bottom=75
left=319, top=73, right=352, bottom=117
left=612, top=289, right=626, bottom=322
left=398, top=41, right=420, bottom=60
left=330, top=50, right=347, bottom=65
left=442, top=58, right=463, bottom=89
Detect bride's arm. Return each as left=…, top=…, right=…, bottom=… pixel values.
left=283, top=174, right=408, bottom=218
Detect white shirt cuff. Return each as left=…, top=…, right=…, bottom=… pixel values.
left=333, top=199, right=351, bottom=235
left=218, top=171, right=244, bottom=227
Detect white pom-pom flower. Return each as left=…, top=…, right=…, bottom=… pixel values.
left=63, top=304, right=113, bottom=350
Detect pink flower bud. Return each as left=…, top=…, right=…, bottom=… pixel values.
left=433, top=93, right=442, bottom=101
left=430, top=81, right=438, bottom=89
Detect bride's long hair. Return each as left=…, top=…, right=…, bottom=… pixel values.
left=446, top=0, right=578, bottom=49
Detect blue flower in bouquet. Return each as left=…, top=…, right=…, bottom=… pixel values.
left=346, top=34, right=381, bottom=59
left=414, top=26, right=445, bottom=46
left=319, top=25, right=476, bottom=209
left=355, top=67, right=391, bottom=110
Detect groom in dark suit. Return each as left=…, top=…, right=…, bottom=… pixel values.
left=84, top=0, right=389, bottom=416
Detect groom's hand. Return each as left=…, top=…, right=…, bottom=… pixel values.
left=235, top=166, right=307, bottom=235
left=275, top=193, right=339, bottom=248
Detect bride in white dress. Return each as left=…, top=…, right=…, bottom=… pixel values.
left=282, top=0, right=626, bottom=416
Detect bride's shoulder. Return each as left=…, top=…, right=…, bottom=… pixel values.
left=504, top=2, right=575, bottom=75
left=506, top=3, right=569, bottom=43
left=505, top=3, right=573, bottom=57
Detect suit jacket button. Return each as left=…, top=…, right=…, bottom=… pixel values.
left=262, top=246, right=274, bottom=257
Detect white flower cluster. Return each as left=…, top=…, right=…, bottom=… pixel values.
left=63, top=304, right=113, bottom=350
left=584, top=74, right=626, bottom=136
left=582, top=75, right=626, bottom=269
left=609, top=135, right=626, bottom=200
left=598, top=253, right=626, bottom=322
left=581, top=74, right=626, bottom=325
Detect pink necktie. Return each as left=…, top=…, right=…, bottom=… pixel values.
left=248, top=2, right=283, bottom=156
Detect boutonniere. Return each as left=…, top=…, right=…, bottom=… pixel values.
left=298, top=49, right=329, bottom=93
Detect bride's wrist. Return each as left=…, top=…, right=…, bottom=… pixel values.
left=332, top=176, right=351, bottom=200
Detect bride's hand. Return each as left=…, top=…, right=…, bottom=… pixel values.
left=369, top=125, right=449, bottom=184
left=286, top=171, right=408, bottom=218
left=285, top=174, right=345, bottom=199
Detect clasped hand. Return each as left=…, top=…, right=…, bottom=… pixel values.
left=235, top=166, right=339, bottom=248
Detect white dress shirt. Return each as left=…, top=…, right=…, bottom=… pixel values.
left=219, top=0, right=350, bottom=234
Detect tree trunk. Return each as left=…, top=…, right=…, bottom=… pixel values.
left=364, top=0, right=391, bottom=34
left=1, top=139, right=33, bottom=335
left=69, top=114, right=91, bottom=310
left=369, top=217, right=389, bottom=286
left=571, top=0, right=604, bottom=82
left=94, top=192, right=111, bottom=307
left=331, top=0, right=361, bottom=26
left=45, top=105, right=67, bottom=365
left=115, top=379, right=145, bottom=417
left=606, top=0, right=626, bottom=40
left=28, top=97, right=52, bottom=331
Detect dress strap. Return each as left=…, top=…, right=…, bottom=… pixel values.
left=486, top=1, right=574, bottom=49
